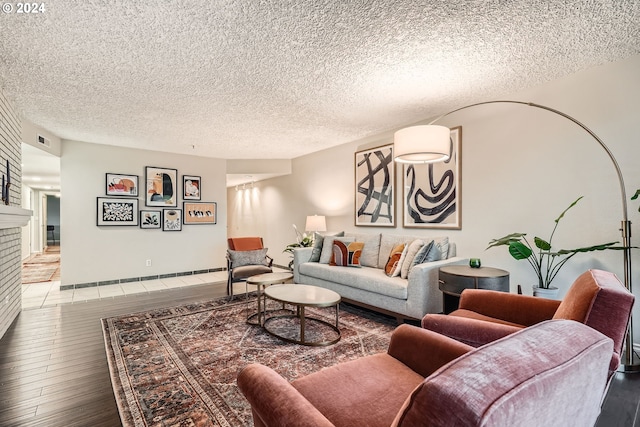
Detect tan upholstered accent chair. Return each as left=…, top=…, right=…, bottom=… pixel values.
left=238, top=320, right=613, bottom=427
left=422, top=269, right=634, bottom=378
left=226, top=237, right=273, bottom=298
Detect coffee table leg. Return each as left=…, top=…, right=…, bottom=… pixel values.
left=300, top=305, right=305, bottom=344
left=335, top=304, right=339, bottom=329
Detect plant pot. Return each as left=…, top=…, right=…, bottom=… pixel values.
left=532, top=286, right=560, bottom=299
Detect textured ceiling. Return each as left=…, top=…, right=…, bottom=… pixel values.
left=1, top=1, right=640, bottom=160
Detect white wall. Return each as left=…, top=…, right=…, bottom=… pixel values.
left=228, top=55, right=640, bottom=341
left=61, top=141, right=227, bottom=286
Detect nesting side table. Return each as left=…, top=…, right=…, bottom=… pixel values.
left=438, top=265, right=510, bottom=314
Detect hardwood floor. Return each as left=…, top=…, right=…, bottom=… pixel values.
left=0, top=282, right=227, bottom=427
left=1, top=281, right=639, bottom=426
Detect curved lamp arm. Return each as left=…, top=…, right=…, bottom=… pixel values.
left=426, top=100, right=629, bottom=219
left=398, top=100, right=636, bottom=370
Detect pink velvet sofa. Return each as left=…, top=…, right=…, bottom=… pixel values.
left=237, top=320, right=613, bottom=427
left=421, top=269, right=634, bottom=378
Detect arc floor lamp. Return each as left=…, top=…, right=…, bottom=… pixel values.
left=394, top=100, right=637, bottom=371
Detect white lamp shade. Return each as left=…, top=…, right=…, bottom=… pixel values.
left=394, top=125, right=451, bottom=163
left=305, top=215, right=327, bottom=232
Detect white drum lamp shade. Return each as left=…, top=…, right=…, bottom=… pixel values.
left=393, top=125, right=451, bottom=163
left=305, top=215, right=327, bottom=232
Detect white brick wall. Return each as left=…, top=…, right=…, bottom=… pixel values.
left=0, top=88, right=23, bottom=339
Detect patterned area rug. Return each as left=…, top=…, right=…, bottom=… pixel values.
left=21, top=265, right=58, bottom=284
left=23, top=253, right=60, bottom=264
left=102, top=296, right=396, bottom=427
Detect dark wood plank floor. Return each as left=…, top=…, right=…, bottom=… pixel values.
left=0, top=281, right=639, bottom=426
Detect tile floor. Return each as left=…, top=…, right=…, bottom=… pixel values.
left=21, top=270, right=237, bottom=309
left=21, top=267, right=290, bottom=309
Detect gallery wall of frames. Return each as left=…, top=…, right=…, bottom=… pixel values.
left=98, top=166, right=217, bottom=231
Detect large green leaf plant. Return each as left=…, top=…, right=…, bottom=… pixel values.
left=487, top=197, right=619, bottom=289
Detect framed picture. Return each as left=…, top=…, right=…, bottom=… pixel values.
left=97, top=197, right=139, bottom=226
left=355, top=143, right=395, bottom=227
left=145, top=166, right=178, bottom=207
left=162, top=208, right=182, bottom=231
left=183, top=202, right=216, bottom=224
left=183, top=175, right=201, bottom=200
left=403, top=126, right=462, bottom=229
left=106, top=173, right=138, bottom=196
left=140, top=210, right=161, bottom=229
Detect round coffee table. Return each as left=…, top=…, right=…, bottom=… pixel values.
left=263, top=284, right=341, bottom=346
left=245, top=272, right=293, bottom=326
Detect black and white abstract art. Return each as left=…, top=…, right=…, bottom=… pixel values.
left=97, top=197, right=139, bottom=226
left=403, top=126, right=462, bottom=229
left=355, top=144, right=395, bottom=227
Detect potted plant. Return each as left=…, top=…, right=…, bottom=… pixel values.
left=632, top=189, right=640, bottom=211
left=487, top=196, right=619, bottom=297
left=283, top=225, right=314, bottom=269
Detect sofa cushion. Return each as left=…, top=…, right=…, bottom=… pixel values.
left=385, top=243, right=405, bottom=276
left=299, top=263, right=409, bottom=300
left=400, top=239, right=424, bottom=279
left=330, top=240, right=364, bottom=268
left=344, top=232, right=381, bottom=267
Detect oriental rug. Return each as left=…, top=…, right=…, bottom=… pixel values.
left=102, top=296, right=396, bottom=427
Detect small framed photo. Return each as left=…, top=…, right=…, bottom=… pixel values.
left=162, top=209, right=182, bottom=231
left=140, top=210, right=161, bottom=229
left=106, top=173, right=138, bottom=196
left=183, top=202, right=216, bottom=225
left=183, top=175, right=201, bottom=200
left=97, top=197, right=139, bottom=226
left=145, top=166, right=178, bottom=207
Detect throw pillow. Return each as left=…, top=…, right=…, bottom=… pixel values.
left=309, top=232, right=325, bottom=262
left=318, top=232, right=346, bottom=264
left=435, top=237, right=450, bottom=260
left=385, top=243, right=405, bottom=276
left=410, top=240, right=442, bottom=268
left=330, top=240, right=364, bottom=267
left=392, top=244, right=410, bottom=277
left=401, top=239, right=425, bottom=279
left=228, top=248, right=269, bottom=267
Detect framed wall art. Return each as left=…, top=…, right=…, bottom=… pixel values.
left=162, top=208, right=182, bottom=231
left=97, top=197, right=139, bottom=226
left=140, top=210, right=161, bottom=229
left=183, top=202, right=216, bottom=224
left=355, top=143, right=395, bottom=227
left=403, top=126, right=462, bottom=229
left=183, top=175, right=201, bottom=200
left=106, top=173, right=138, bottom=196
left=145, top=166, right=178, bottom=207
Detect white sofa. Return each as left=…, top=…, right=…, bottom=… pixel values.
left=293, top=232, right=467, bottom=322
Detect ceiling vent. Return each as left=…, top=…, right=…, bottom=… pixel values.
left=37, top=134, right=50, bottom=147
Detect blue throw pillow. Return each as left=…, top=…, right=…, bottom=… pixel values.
left=410, top=241, right=441, bottom=268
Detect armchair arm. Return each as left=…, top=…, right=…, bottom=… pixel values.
left=458, top=289, right=561, bottom=326
left=421, top=314, right=523, bottom=347
left=387, top=324, right=473, bottom=377
left=237, top=364, right=335, bottom=427
left=265, top=254, right=274, bottom=268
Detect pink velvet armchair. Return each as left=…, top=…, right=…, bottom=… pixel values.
left=422, top=269, right=635, bottom=378
left=238, top=320, right=613, bottom=427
